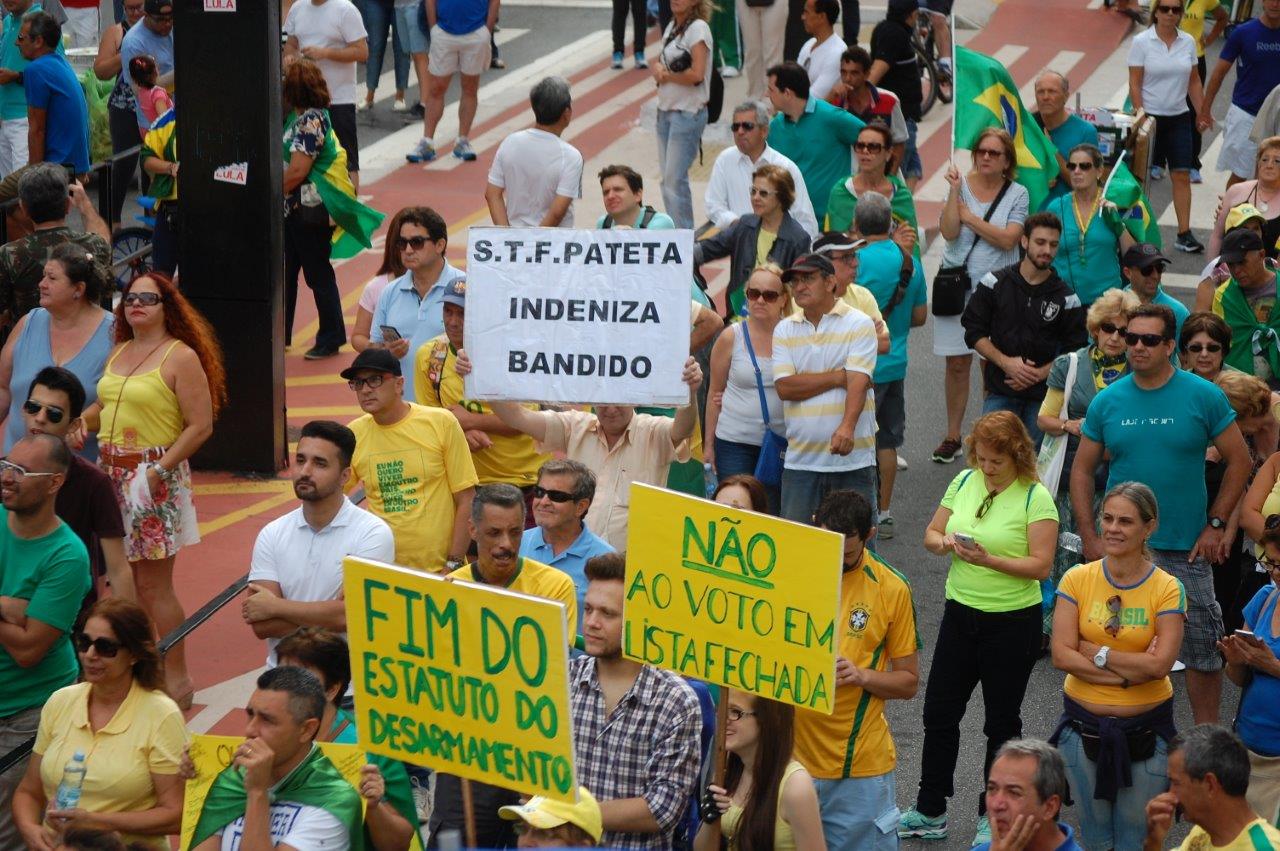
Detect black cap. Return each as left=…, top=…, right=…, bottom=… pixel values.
left=1221, top=228, right=1265, bottom=264
left=340, top=348, right=401, bottom=380
left=887, top=0, right=917, bottom=19
left=781, top=253, right=836, bottom=282
left=144, top=0, right=173, bottom=12
left=1121, top=243, right=1169, bottom=270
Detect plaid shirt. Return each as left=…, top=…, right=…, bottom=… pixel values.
left=569, top=656, right=702, bottom=850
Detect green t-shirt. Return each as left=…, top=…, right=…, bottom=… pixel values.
left=0, top=511, right=90, bottom=716
left=333, top=709, right=422, bottom=838
left=940, top=470, right=1058, bottom=612
left=768, top=97, right=865, bottom=221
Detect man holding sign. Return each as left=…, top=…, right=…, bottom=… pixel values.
left=187, top=668, right=363, bottom=851
left=793, top=490, right=920, bottom=851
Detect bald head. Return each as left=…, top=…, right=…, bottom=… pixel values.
left=13, top=433, right=70, bottom=473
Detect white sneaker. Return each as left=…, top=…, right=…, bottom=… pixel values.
left=392, top=98, right=408, bottom=112
left=1172, top=660, right=1187, bottom=672
left=355, top=98, right=371, bottom=112
left=720, top=66, right=741, bottom=78
left=897, top=455, right=909, bottom=471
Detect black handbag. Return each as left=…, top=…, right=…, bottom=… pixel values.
left=931, top=179, right=1012, bottom=317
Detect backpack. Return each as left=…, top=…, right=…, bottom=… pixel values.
left=602, top=205, right=659, bottom=228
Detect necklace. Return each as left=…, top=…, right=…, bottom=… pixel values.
left=1258, top=184, right=1278, bottom=213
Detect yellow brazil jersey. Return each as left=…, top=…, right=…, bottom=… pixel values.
left=414, top=335, right=549, bottom=486
left=349, top=403, right=479, bottom=573
left=793, top=549, right=921, bottom=779
left=1177, top=819, right=1280, bottom=850
left=449, top=557, right=578, bottom=644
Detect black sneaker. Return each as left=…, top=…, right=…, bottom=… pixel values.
left=410, top=102, right=425, bottom=118
left=1176, top=231, right=1205, bottom=253
left=304, top=346, right=340, bottom=360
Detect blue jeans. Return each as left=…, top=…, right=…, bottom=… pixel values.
left=713, top=436, right=781, bottom=514
left=814, top=773, right=899, bottom=851
left=780, top=465, right=877, bottom=526
left=1059, top=725, right=1169, bottom=851
left=902, top=118, right=923, bottom=179
left=981, top=393, right=1044, bottom=446
left=656, top=107, right=707, bottom=229
left=359, top=0, right=410, bottom=93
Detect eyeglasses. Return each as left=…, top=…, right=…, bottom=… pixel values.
left=726, top=707, right=757, bottom=722
left=396, top=236, right=431, bottom=251
left=0, top=458, right=57, bottom=481
left=1124, top=331, right=1168, bottom=347
left=746, top=288, right=783, bottom=303
left=1065, top=161, right=1095, bottom=171
left=1098, top=322, right=1128, bottom=337
left=1185, top=342, right=1223, bottom=354
left=147, top=12, right=173, bottom=21
left=1155, top=4, right=1183, bottom=12
left=974, top=147, right=1005, bottom=159
left=976, top=489, right=998, bottom=519
left=749, top=187, right=775, bottom=198
left=1260, top=157, right=1280, bottom=166
left=347, top=374, right=387, bottom=390
left=1258, top=554, right=1280, bottom=572
left=121, top=291, right=162, bottom=307
left=855, top=141, right=886, bottom=153
left=827, top=252, right=858, bottom=265
left=74, top=633, right=123, bottom=657
left=22, top=400, right=65, bottom=423
left=730, top=122, right=757, bottom=132
left=1104, top=594, right=1123, bottom=637
left=531, top=485, right=576, bottom=502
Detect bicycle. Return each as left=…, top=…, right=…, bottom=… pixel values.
left=111, top=195, right=155, bottom=291
left=912, top=10, right=953, bottom=117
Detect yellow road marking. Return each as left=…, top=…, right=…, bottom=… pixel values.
left=285, top=374, right=347, bottom=387
left=198, top=492, right=295, bottom=537
left=194, top=481, right=292, bottom=496
left=288, top=405, right=364, bottom=417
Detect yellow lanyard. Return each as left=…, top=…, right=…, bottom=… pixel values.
left=1071, top=190, right=1101, bottom=265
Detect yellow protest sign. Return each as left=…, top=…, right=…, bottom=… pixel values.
left=623, top=483, right=843, bottom=713
left=179, top=735, right=365, bottom=851
left=343, top=557, right=578, bottom=802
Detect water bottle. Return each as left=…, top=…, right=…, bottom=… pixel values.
left=53, top=751, right=87, bottom=811
left=704, top=462, right=717, bottom=498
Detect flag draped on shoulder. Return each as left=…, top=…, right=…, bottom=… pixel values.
left=954, top=45, right=1060, bottom=212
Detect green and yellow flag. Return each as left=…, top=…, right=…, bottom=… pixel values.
left=955, top=45, right=1060, bottom=212
left=1104, top=159, right=1162, bottom=248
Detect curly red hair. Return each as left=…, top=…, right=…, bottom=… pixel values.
left=115, top=273, right=228, bottom=418
left=965, top=410, right=1039, bottom=482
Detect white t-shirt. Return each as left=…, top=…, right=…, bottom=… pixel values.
left=1127, top=27, right=1197, bottom=116
left=657, top=18, right=714, bottom=112
left=218, top=801, right=350, bottom=851
left=248, top=497, right=395, bottom=667
left=487, top=128, right=584, bottom=227
left=797, top=34, right=847, bottom=104
left=284, top=0, right=368, bottom=106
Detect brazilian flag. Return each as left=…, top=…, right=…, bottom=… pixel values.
left=1104, top=160, right=1162, bottom=248
left=955, top=46, right=1060, bottom=212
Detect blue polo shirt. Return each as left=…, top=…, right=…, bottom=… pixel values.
left=767, top=97, right=864, bottom=221
left=0, top=3, right=59, bottom=121
left=519, top=524, right=615, bottom=631
left=370, top=263, right=463, bottom=402
left=23, top=51, right=89, bottom=173
left=1124, top=285, right=1190, bottom=341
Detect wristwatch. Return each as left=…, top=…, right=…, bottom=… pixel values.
left=444, top=558, right=464, bottom=572
left=1209, top=516, right=1226, bottom=530
left=1093, top=645, right=1111, bottom=669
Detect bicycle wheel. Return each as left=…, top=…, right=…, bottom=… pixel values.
left=112, top=227, right=154, bottom=291
left=916, top=44, right=939, bottom=117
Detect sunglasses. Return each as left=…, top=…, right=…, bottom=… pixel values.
left=396, top=236, right=431, bottom=250
left=74, top=633, right=122, bottom=657
left=1065, top=161, right=1095, bottom=171
left=347, top=374, right=387, bottom=390
left=1124, top=331, right=1168, bottom=347
left=1185, top=342, right=1223, bottom=354
left=1098, top=322, right=1128, bottom=336
left=122, top=291, right=162, bottom=307
left=976, top=489, right=998, bottom=520
left=746, top=288, right=782, bottom=303
left=148, top=12, right=173, bottom=20
left=749, top=187, right=775, bottom=198
left=22, top=400, right=65, bottom=423
left=531, top=485, right=576, bottom=502
left=0, top=458, right=57, bottom=481
left=855, top=141, right=886, bottom=153
left=1104, top=594, right=1123, bottom=637
left=1156, top=4, right=1183, bottom=11
left=974, top=148, right=1005, bottom=159
left=730, top=122, right=757, bottom=132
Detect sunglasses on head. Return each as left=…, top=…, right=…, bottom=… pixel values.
left=396, top=236, right=431, bottom=250
left=746, top=287, right=782, bottom=303
left=1104, top=594, right=1123, bottom=637
left=122, top=291, right=162, bottom=307
left=1185, top=342, right=1223, bottom=354
left=1065, top=161, right=1095, bottom=171
left=1098, top=322, right=1127, bottom=336
left=1124, top=331, right=1168, bottom=347
left=74, top=633, right=122, bottom=657
left=855, top=141, right=886, bottom=153
left=22, top=400, right=64, bottom=423
left=532, top=485, right=576, bottom=502
left=730, top=121, right=757, bottom=132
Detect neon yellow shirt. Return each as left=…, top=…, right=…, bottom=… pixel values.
left=449, top=557, right=578, bottom=644
left=349, top=403, right=479, bottom=573
left=793, top=549, right=920, bottom=779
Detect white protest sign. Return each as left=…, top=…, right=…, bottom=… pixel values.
left=463, top=227, right=694, bottom=406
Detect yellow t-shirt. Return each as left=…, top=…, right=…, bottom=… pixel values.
left=349, top=403, right=479, bottom=573
left=414, top=335, right=550, bottom=487
left=35, top=681, right=187, bottom=849
left=793, top=549, right=921, bottom=779
left=449, top=557, right=578, bottom=643
left=757, top=228, right=777, bottom=268
left=1057, top=559, right=1186, bottom=706
left=1177, top=818, right=1280, bottom=850
left=1180, top=0, right=1221, bottom=56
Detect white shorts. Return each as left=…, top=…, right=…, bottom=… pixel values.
left=1217, top=103, right=1261, bottom=180
left=62, top=6, right=99, bottom=50
left=429, top=25, right=490, bottom=77
left=933, top=313, right=974, bottom=356
left=0, top=118, right=28, bottom=178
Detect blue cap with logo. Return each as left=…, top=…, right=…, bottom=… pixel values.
left=443, top=277, right=467, bottom=308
